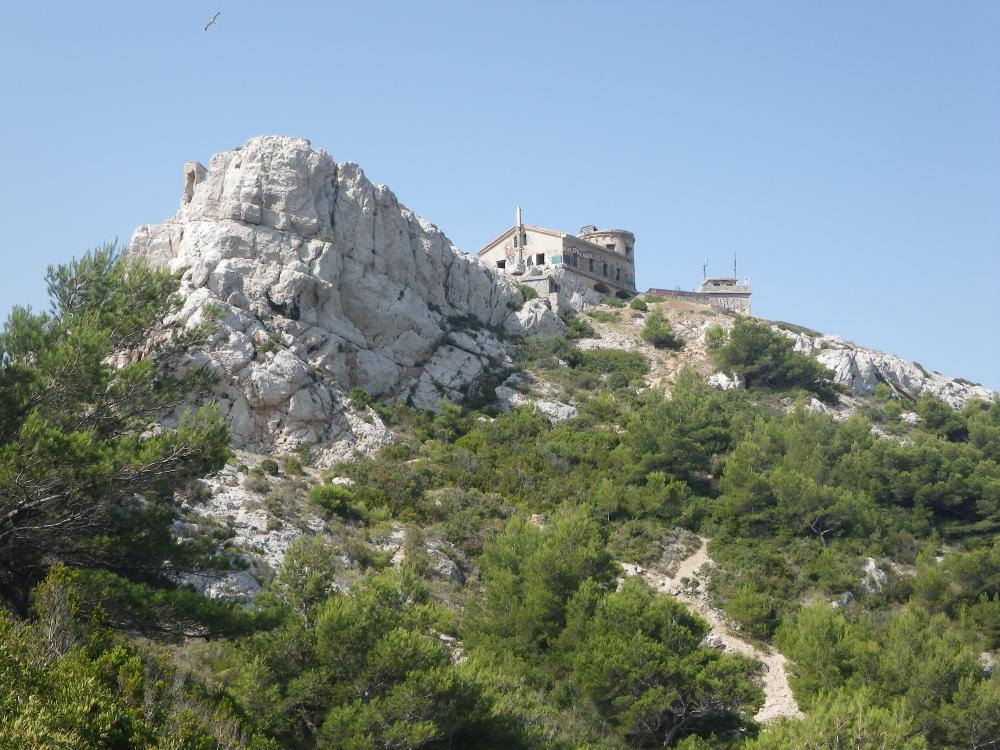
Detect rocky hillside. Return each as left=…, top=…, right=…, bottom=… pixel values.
left=6, top=137, right=998, bottom=748
left=130, top=136, right=562, bottom=464
left=505, top=297, right=994, bottom=425
left=131, top=136, right=992, bottom=467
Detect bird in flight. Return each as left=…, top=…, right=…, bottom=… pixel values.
left=204, top=12, right=221, bottom=31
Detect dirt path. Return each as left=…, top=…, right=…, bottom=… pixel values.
left=622, top=537, right=802, bottom=724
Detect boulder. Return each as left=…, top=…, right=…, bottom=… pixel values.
left=708, top=371, right=744, bottom=391
left=505, top=298, right=567, bottom=338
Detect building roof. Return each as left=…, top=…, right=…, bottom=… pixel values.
left=696, top=277, right=751, bottom=293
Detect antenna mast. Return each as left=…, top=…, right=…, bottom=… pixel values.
left=514, top=206, right=525, bottom=267
left=702, top=258, right=708, bottom=280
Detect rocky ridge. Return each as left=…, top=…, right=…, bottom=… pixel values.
left=572, top=300, right=995, bottom=410
left=785, top=330, right=994, bottom=408
left=130, top=136, right=561, bottom=464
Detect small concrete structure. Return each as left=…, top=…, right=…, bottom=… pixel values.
left=648, top=277, right=753, bottom=314
left=477, top=210, right=636, bottom=309
left=695, top=276, right=752, bottom=313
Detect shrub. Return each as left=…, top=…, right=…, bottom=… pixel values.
left=570, top=348, right=649, bottom=388
left=516, top=284, right=539, bottom=302
left=349, top=387, right=373, bottom=408
left=587, top=309, right=620, bottom=323
left=562, top=312, right=596, bottom=339
left=605, top=297, right=626, bottom=309
left=641, top=310, right=683, bottom=350
left=280, top=455, right=304, bottom=476
left=258, top=458, right=280, bottom=476
left=242, top=472, right=270, bottom=494
left=309, top=483, right=367, bottom=522
left=446, top=313, right=484, bottom=331
left=873, top=383, right=894, bottom=401
left=704, top=324, right=727, bottom=351
left=628, top=298, right=648, bottom=311
left=884, top=399, right=903, bottom=422
left=724, top=581, right=777, bottom=638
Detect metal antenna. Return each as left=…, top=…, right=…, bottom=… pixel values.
left=732, top=253, right=737, bottom=278
left=703, top=258, right=708, bottom=280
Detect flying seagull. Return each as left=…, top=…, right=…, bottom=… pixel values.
left=204, top=12, right=220, bottom=31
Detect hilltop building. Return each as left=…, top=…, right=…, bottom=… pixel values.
left=694, top=276, right=752, bottom=313
left=479, top=209, right=753, bottom=314
left=477, top=209, right=636, bottom=309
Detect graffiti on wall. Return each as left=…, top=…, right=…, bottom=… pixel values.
left=714, top=296, right=750, bottom=312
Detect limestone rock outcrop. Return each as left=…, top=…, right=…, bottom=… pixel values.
left=785, top=331, right=994, bottom=408
left=504, top=298, right=567, bottom=338
left=131, top=136, right=554, bottom=463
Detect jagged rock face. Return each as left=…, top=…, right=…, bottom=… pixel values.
left=130, top=136, right=544, bottom=463
left=786, top=331, right=995, bottom=408
left=504, top=298, right=567, bottom=338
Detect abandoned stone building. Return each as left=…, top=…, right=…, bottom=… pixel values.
left=477, top=209, right=637, bottom=308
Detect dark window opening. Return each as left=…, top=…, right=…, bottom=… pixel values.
left=588, top=259, right=595, bottom=272
left=536, top=253, right=545, bottom=265
left=496, top=260, right=506, bottom=269
left=602, top=262, right=608, bottom=277
left=605, top=243, right=615, bottom=251
left=615, top=267, right=621, bottom=281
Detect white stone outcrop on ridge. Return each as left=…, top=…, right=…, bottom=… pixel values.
left=783, top=330, right=994, bottom=408
left=131, top=136, right=557, bottom=463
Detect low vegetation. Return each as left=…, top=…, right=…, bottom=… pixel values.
left=641, top=309, right=684, bottom=350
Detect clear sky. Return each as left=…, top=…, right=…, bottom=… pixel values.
left=1, top=1, right=997, bottom=388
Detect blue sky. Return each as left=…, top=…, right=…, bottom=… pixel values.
left=1, top=1, right=997, bottom=387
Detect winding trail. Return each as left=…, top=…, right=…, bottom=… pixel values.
left=622, top=537, right=803, bottom=724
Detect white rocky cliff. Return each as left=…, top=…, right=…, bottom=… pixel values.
left=130, top=136, right=561, bottom=463
left=785, top=330, right=994, bottom=408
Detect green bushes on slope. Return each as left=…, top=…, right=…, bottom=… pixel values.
left=707, top=317, right=841, bottom=401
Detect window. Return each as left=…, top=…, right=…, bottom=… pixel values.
left=605, top=243, right=615, bottom=251
left=496, top=260, right=506, bottom=269
left=602, top=262, right=608, bottom=277
left=615, top=267, right=621, bottom=281
left=588, top=259, right=595, bottom=272
left=536, top=253, right=545, bottom=265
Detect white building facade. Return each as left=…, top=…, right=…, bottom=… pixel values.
left=477, top=213, right=637, bottom=309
